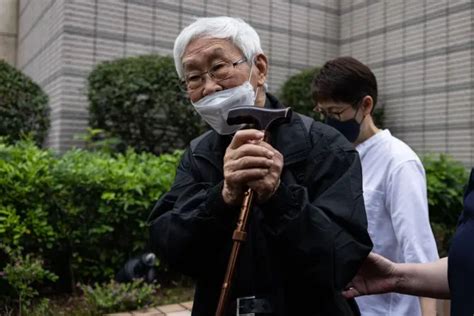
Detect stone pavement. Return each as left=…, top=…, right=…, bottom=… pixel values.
left=106, top=301, right=193, bottom=316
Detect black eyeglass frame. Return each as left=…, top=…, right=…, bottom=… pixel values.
left=181, top=57, right=249, bottom=91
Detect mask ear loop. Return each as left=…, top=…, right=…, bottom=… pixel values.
left=354, top=98, right=367, bottom=124
left=247, top=56, right=260, bottom=104
left=247, top=56, right=255, bottom=82
left=253, top=86, right=259, bottom=104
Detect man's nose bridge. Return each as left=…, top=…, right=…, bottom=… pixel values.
left=202, top=73, right=222, bottom=95
left=201, top=71, right=213, bottom=83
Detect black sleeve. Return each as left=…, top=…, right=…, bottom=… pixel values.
left=259, top=126, right=373, bottom=290
left=148, top=148, right=238, bottom=277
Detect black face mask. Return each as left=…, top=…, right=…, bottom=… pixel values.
left=325, top=116, right=361, bottom=143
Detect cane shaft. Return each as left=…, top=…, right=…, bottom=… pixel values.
left=215, top=132, right=271, bottom=316
left=215, top=189, right=254, bottom=316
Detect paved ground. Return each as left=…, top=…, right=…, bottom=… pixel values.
left=105, top=302, right=193, bottom=316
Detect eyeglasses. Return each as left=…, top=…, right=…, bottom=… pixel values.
left=315, top=99, right=362, bottom=121
left=314, top=105, right=353, bottom=121
left=182, top=57, right=248, bottom=90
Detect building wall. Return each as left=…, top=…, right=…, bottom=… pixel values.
left=339, top=0, right=474, bottom=167
left=17, top=0, right=340, bottom=152
left=15, top=0, right=474, bottom=167
left=0, top=0, right=19, bottom=65
left=17, top=0, right=66, bottom=149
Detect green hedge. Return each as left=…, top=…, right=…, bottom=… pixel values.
left=0, top=60, right=49, bottom=146
left=87, top=55, right=204, bottom=155
left=0, top=139, right=469, bottom=297
left=54, top=148, right=180, bottom=282
left=423, top=154, right=469, bottom=256
left=0, top=140, right=181, bottom=292
left=278, top=67, right=321, bottom=121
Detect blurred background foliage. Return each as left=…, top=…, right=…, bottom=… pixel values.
left=87, top=55, right=205, bottom=155
left=0, top=60, right=49, bottom=147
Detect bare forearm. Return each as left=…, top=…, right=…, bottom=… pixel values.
left=396, top=257, right=450, bottom=299
left=420, top=297, right=437, bottom=316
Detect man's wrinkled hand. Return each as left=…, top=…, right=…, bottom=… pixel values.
left=222, top=129, right=276, bottom=206
left=247, top=140, right=283, bottom=203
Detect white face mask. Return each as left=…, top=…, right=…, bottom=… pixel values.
left=191, top=63, right=257, bottom=135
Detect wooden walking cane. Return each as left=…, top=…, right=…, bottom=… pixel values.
left=215, top=106, right=292, bottom=316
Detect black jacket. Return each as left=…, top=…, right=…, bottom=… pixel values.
left=148, top=94, right=372, bottom=315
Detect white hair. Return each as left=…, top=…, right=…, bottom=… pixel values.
left=173, top=16, right=264, bottom=79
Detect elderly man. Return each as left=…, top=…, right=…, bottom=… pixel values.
left=148, top=17, right=372, bottom=316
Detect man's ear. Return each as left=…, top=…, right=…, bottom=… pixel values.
left=362, top=95, right=374, bottom=116
left=253, top=53, right=268, bottom=87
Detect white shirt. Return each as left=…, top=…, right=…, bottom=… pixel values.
left=355, top=130, right=439, bottom=316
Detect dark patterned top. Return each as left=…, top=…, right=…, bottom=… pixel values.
left=448, top=168, right=474, bottom=316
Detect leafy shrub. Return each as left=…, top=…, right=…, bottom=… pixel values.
left=0, top=244, right=58, bottom=315
left=88, top=55, right=204, bottom=155
left=0, top=60, right=49, bottom=146
left=0, top=141, right=57, bottom=251
left=423, top=154, right=469, bottom=256
left=74, top=128, right=122, bottom=154
left=53, top=148, right=181, bottom=282
left=278, top=67, right=321, bottom=120
left=0, top=140, right=182, bottom=295
left=80, top=279, right=160, bottom=315
left=0, top=141, right=59, bottom=313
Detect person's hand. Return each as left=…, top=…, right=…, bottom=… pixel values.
left=222, top=129, right=275, bottom=206
left=342, top=252, right=399, bottom=299
left=247, top=140, right=283, bottom=203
